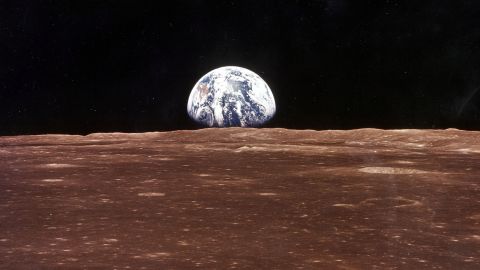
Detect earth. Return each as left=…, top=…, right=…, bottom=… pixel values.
left=187, top=66, right=276, bottom=127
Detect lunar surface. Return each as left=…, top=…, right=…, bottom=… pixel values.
left=187, top=66, right=276, bottom=127
left=1, top=128, right=480, bottom=269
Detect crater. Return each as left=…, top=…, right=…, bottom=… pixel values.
left=137, top=192, right=165, bottom=197
left=359, top=166, right=429, bottom=174
left=38, top=163, right=81, bottom=168
left=41, top=179, right=64, bottom=182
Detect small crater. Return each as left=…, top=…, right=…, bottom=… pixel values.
left=455, top=148, right=480, bottom=154
left=258, top=192, right=278, bottom=196
left=55, top=238, right=68, bottom=242
left=133, top=252, right=171, bottom=259
left=332, top=204, right=355, bottom=208
left=359, top=167, right=428, bottom=175
left=103, top=238, right=119, bottom=243
left=394, top=160, right=415, bottom=164
left=137, top=192, right=165, bottom=197
left=39, top=163, right=81, bottom=168
left=41, top=179, right=64, bottom=183
left=468, top=214, right=480, bottom=221
left=359, top=197, right=423, bottom=208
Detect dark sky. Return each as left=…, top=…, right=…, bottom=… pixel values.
left=1, top=0, right=480, bottom=135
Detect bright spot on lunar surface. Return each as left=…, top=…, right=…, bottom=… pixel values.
left=187, top=66, right=276, bottom=127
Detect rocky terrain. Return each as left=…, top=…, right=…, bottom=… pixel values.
left=1, top=128, right=479, bottom=269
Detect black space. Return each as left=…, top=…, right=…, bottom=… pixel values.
left=2, top=0, right=480, bottom=135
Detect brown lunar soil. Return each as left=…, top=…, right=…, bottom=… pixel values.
left=1, top=128, right=480, bottom=269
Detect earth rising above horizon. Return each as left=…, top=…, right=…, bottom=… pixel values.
left=187, top=66, right=276, bottom=127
